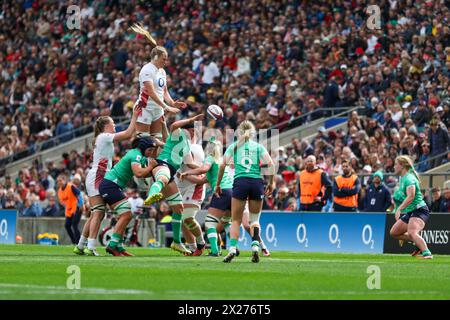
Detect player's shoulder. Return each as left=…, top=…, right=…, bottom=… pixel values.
left=97, top=132, right=115, bottom=143
left=141, top=62, right=157, bottom=74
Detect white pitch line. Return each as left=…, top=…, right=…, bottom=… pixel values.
left=0, top=283, right=153, bottom=295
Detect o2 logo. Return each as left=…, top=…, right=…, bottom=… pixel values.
left=265, top=223, right=277, bottom=247
left=329, top=224, right=341, bottom=249
left=158, top=78, right=165, bottom=88
left=296, top=224, right=308, bottom=248
left=362, top=224, right=375, bottom=249
left=0, top=219, right=8, bottom=241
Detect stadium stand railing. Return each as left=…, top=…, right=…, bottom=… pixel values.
left=1, top=116, right=129, bottom=177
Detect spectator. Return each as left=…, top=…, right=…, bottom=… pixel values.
left=21, top=194, right=43, bottom=217
left=333, top=159, right=360, bottom=212
left=441, top=187, right=450, bottom=213
left=57, top=174, right=81, bottom=245
left=0, top=184, right=6, bottom=209
left=430, top=187, right=447, bottom=213
left=428, top=118, right=450, bottom=168
left=273, top=186, right=290, bottom=211
left=416, top=142, right=431, bottom=172
left=361, top=171, right=393, bottom=212
left=298, top=155, right=332, bottom=212
left=128, top=188, right=144, bottom=215
left=42, top=193, right=60, bottom=217
left=55, top=114, right=75, bottom=143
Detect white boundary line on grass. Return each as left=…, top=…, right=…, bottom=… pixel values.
left=0, top=283, right=154, bottom=295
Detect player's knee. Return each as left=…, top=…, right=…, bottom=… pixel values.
left=390, top=226, right=400, bottom=238
left=155, top=167, right=170, bottom=185
left=249, top=212, right=261, bottom=226
left=182, top=207, right=197, bottom=222
left=205, top=214, right=220, bottom=230
left=91, top=203, right=106, bottom=217
left=167, top=192, right=183, bottom=209
left=114, top=199, right=131, bottom=217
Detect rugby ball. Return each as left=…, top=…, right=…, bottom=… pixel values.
left=207, top=104, right=223, bottom=120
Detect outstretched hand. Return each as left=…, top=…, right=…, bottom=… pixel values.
left=173, top=100, right=187, bottom=109
left=193, top=113, right=205, bottom=122
left=165, top=105, right=180, bottom=114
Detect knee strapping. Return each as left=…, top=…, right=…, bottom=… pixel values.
left=136, top=132, right=151, bottom=138
left=205, top=214, right=220, bottom=230
left=182, top=207, right=198, bottom=220
left=166, top=192, right=183, bottom=206
left=155, top=167, right=171, bottom=182
left=150, top=132, right=163, bottom=140
left=185, top=219, right=199, bottom=231
left=249, top=212, right=261, bottom=227
left=113, top=200, right=131, bottom=216
left=90, top=203, right=106, bottom=214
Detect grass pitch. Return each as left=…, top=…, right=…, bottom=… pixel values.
left=0, top=244, right=449, bottom=300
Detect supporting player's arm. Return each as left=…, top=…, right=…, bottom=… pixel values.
left=170, top=113, right=204, bottom=132
left=114, top=105, right=142, bottom=142
left=131, top=159, right=158, bottom=178
left=143, top=81, right=179, bottom=114
left=179, top=163, right=212, bottom=180
left=184, top=174, right=207, bottom=185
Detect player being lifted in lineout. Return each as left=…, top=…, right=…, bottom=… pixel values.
left=131, top=24, right=187, bottom=142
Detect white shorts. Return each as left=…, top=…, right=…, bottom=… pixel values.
left=85, top=168, right=105, bottom=197
left=179, top=184, right=205, bottom=207
left=136, top=105, right=164, bottom=125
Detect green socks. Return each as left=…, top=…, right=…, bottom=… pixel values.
left=251, top=240, right=260, bottom=252
left=172, top=213, right=182, bottom=243
left=148, top=180, right=164, bottom=197
left=108, top=233, right=121, bottom=248
left=206, top=228, right=219, bottom=254
left=422, top=249, right=432, bottom=256
left=229, top=238, right=238, bottom=254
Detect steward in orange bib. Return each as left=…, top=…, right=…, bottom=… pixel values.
left=298, top=155, right=332, bottom=212
left=57, top=174, right=81, bottom=244
left=333, top=159, right=360, bottom=212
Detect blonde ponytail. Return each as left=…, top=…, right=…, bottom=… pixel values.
left=207, top=140, right=223, bottom=164
left=235, top=120, right=256, bottom=153
left=395, top=155, right=422, bottom=188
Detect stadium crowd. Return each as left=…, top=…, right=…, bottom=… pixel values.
left=1, top=0, right=450, bottom=217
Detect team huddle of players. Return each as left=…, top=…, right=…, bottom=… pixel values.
left=73, top=44, right=276, bottom=263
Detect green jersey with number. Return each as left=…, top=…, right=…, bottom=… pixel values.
left=105, top=148, right=146, bottom=188
left=157, top=129, right=191, bottom=171
left=398, top=171, right=426, bottom=213
left=224, top=140, right=268, bottom=179
left=205, top=155, right=233, bottom=189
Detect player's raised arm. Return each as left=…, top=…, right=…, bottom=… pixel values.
left=164, top=86, right=186, bottom=110
left=113, top=105, right=142, bottom=142
left=170, top=113, right=204, bottom=132
left=143, top=79, right=179, bottom=114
